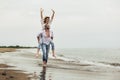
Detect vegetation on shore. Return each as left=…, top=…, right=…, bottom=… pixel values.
left=0, top=45, right=36, bottom=53
left=0, top=45, right=36, bottom=48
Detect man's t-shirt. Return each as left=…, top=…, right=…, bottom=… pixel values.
left=37, top=30, right=53, bottom=45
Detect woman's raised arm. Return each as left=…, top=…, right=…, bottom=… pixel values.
left=50, top=9, right=55, bottom=23
left=40, top=8, right=44, bottom=20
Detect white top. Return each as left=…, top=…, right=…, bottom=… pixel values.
left=37, top=30, right=53, bottom=45
left=41, top=19, right=52, bottom=30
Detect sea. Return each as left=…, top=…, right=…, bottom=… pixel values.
left=1, top=48, right=120, bottom=80
left=24, top=48, right=120, bottom=71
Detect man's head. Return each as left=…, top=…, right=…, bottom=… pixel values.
left=44, top=24, right=50, bottom=30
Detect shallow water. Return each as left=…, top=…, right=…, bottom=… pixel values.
left=27, top=48, right=120, bottom=70
left=0, top=48, right=120, bottom=80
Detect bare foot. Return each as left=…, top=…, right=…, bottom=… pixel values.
left=35, top=53, right=40, bottom=58
left=43, top=61, right=47, bottom=67
left=42, top=63, right=47, bottom=67
left=52, top=54, right=56, bottom=58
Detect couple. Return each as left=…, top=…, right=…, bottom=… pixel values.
left=36, top=8, right=56, bottom=66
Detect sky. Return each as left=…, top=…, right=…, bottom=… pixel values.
left=0, top=0, right=120, bottom=48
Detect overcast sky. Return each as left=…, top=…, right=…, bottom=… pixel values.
left=0, top=0, right=120, bottom=48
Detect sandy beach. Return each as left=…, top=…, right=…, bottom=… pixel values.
left=0, top=64, right=30, bottom=80
left=0, top=48, right=120, bottom=80
left=0, top=48, right=30, bottom=80
left=0, top=48, right=16, bottom=53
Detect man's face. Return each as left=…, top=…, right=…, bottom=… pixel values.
left=45, top=25, right=50, bottom=30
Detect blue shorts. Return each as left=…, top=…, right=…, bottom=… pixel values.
left=37, top=43, right=41, bottom=49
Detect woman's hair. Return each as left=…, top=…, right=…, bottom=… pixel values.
left=44, top=16, right=50, bottom=23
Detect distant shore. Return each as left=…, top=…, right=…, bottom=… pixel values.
left=0, top=45, right=36, bottom=48
left=0, top=45, right=36, bottom=53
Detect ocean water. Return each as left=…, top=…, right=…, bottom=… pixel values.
left=56, top=48, right=120, bottom=63
left=20, top=48, right=120, bottom=72
left=1, top=48, right=120, bottom=80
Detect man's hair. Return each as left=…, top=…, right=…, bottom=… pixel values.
left=45, top=24, right=50, bottom=30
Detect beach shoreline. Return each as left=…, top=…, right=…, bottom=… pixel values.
left=0, top=48, right=16, bottom=53
left=0, top=48, right=32, bottom=80
left=0, top=48, right=120, bottom=80
left=0, top=64, right=31, bottom=80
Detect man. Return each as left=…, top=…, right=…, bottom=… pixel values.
left=36, top=24, right=54, bottom=66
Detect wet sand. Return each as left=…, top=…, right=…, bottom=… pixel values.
left=0, top=64, right=31, bottom=80
left=0, top=49, right=30, bottom=80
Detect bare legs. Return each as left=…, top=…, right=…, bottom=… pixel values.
left=50, top=41, right=56, bottom=58
left=36, top=48, right=41, bottom=58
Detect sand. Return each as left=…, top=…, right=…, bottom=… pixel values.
left=0, top=48, right=16, bottom=53
left=0, top=64, right=31, bottom=80
left=0, top=49, right=31, bottom=80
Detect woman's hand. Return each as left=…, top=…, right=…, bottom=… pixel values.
left=40, top=8, right=44, bottom=12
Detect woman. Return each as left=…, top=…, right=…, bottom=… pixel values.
left=40, top=8, right=55, bottom=29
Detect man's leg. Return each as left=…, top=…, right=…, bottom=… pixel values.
left=41, top=44, right=47, bottom=66
left=46, top=44, right=50, bottom=63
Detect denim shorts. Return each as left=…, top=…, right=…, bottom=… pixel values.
left=38, top=43, right=41, bottom=49
left=50, top=41, right=55, bottom=50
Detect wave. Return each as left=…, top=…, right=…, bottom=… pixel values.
left=21, top=49, right=120, bottom=72
left=41, top=55, right=120, bottom=72
left=99, top=62, right=120, bottom=67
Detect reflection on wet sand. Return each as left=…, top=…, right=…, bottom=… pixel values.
left=39, top=66, right=52, bottom=80
left=32, top=71, right=39, bottom=80
left=40, top=66, right=46, bottom=80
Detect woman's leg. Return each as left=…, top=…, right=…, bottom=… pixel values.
left=50, top=41, right=55, bottom=57
left=36, top=43, right=41, bottom=58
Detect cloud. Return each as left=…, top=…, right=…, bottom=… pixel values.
left=0, top=0, right=120, bottom=48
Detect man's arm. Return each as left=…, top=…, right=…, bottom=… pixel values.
left=37, top=36, right=40, bottom=43
left=37, top=32, right=42, bottom=43
left=51, top=32, right=53, bottom=40
left=37, top=34, right=41, bottom=43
